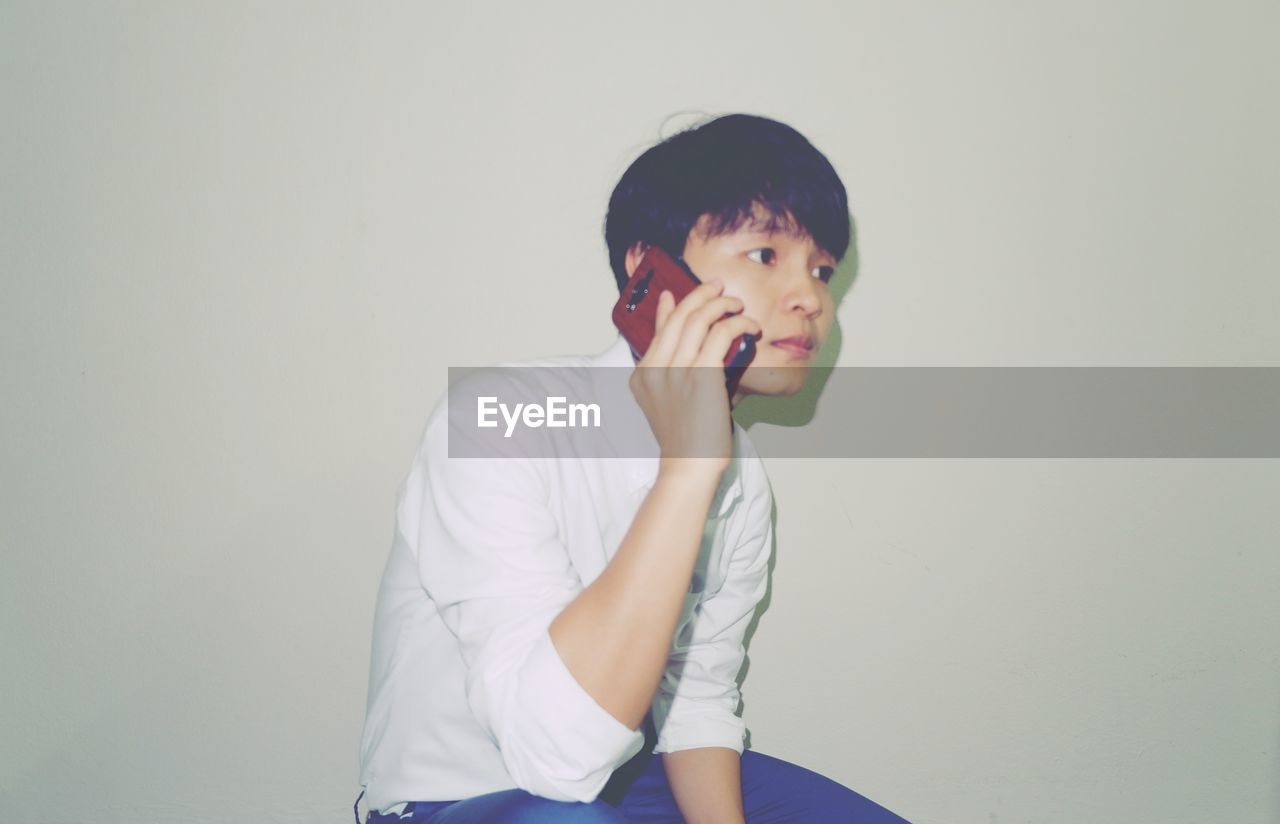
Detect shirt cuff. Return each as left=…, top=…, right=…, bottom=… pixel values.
left=650, top=699, right=747, bottom=755
left=506, top=630, right=645, bottom=800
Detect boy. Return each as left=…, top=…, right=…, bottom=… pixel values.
left=358, top=114, right=909, bottom=823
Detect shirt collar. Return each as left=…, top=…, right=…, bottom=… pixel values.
left=589, top=334, right=745, bottom=517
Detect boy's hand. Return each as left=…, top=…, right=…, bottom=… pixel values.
left=628, top=280, right=761, bottom=478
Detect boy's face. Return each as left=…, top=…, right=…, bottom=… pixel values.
left=628, top=206, right=837, bottom=404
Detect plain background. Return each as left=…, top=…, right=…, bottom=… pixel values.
left=3, top=2, right=1278, bottom=823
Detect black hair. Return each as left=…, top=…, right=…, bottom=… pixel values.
left=604, top=113, right=850, bottom=292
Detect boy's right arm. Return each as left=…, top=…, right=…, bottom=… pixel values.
left=549, top=280, right=762, bottom=730
left=414, top=280, right=758, bottom=803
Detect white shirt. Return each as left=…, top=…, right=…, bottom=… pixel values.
left=358, top=334, right=774, bottom=811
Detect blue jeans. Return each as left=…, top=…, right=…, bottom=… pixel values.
left=363, top=748, right=909, bottom=823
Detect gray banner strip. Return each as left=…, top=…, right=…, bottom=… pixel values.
left=447, top=367, right=1280, bottom=459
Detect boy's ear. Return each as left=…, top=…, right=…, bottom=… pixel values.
left=623, top=242, right=650, bottom=279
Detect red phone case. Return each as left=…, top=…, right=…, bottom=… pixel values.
left=611, top=246, right=756, bottom=396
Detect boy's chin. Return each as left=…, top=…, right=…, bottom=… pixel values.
left=737, top=366, right=810, bottom=397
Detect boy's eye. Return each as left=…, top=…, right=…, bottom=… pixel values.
left=747, top=248, right=834, bottom=283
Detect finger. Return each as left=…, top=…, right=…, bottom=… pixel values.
left=646, top=281, right=724, bottom=366
left=640, top=290, right=677, bottom=368
left=696, top=314, right=762, bottom=368
left=662, top=279, right=726, bottom=330
left=653, top=289, right=675, bottom=337
left=670, top=293, right=746, bottom=366
left=670, top=294, right=746, bottom=366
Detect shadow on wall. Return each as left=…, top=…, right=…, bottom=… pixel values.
left=731, top=213, right=860, bottom=748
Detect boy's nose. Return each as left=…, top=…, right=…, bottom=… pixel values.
left=783, top=272, right=824, bottom=319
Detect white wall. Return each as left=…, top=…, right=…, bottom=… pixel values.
left=2, top=2, right=1276, bottom=823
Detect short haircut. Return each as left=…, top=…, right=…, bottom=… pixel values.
left=604, top=113, right=851, bottom=292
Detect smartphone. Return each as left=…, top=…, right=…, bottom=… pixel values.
left=611, top=245, right=757, bottom=397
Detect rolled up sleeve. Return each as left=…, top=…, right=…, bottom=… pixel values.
left=412, top=405, right=644, bottom=802
left=651, top=458, right=773, bottom=755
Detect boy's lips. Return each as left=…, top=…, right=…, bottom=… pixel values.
left=769, top=335, right=816, bottom=358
